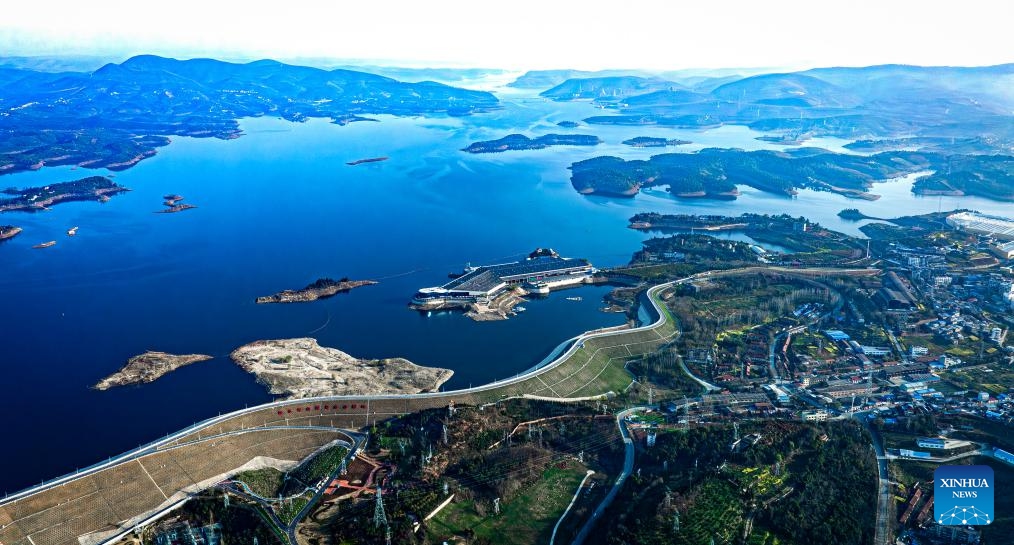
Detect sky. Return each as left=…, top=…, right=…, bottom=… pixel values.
left=1, top=0, right=1011, bottom=71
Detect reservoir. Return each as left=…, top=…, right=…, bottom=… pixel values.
left=0, top=91, right=1010, bottom=493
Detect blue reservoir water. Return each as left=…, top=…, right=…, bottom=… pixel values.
left=1, top=94, right=1011, bottom=493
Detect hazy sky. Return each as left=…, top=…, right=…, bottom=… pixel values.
left=1, top=0, right=1011, bottom=70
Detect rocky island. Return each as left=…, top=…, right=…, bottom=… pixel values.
left=156, top=204, right=197, bottom=214
left=622, top=136, right=691, bottom=148
left=0, top=225, right=22, bottom=241
left=462, top=133, right=601, bottom=153
left=93, top=351, right=213, bottom=390
left=256, top=277, right=377, bottom=304
left=0, top=176, right=128, bottom=212
left=229, top=338, right=453, bottom=398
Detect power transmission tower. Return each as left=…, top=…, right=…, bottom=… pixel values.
left=733, top=422, right=740, bottom=442
left=374, top=486, right=388, bottom=528
left=648, top=386, right=654, bottom=406
left=443, top=481, right=449, bottom=495
left=442, top=424, right=448, bottom=445
left=385, top=525, right=392, bottom=545
left=673, top=512, right=680, bottom=533
left=224, top=493, right=230, bottom=508
left=493, top=497, right=501, bottom=515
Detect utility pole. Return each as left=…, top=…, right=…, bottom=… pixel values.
left=374, top=486, right=388, bottom=528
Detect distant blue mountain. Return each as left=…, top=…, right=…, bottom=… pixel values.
left=0, top=55, right=499, bottom=175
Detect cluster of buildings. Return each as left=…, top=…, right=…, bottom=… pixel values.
left=411, top=249, right=595, bottom=308
left=946, top=211, right=1014, bottom=259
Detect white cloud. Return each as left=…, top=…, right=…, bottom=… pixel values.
left=1, top=0, right=1011, bottom=70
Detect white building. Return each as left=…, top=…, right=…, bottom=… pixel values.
left=946, top=211, right=1014, bottom=240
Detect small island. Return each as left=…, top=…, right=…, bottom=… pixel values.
left=155, top=203, right=197, bottom=214
left=756, top=133, right=811, bottom=145
left=93, top=351, right=213, bottom=390
left=346, top=156, right=389, bottom=166
left=622, top=136, right=692, bottom=148
left=462, top=133, right=602, bottom=153
left=0, top=176, right=128, bottom=212
left=256, top=277, right=378, bottom=304
left=230, top=338, right=453, bottom=398
left=0, top=225, right=22, bottom=241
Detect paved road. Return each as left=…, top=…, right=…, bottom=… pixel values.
left=571, top=406, right=640, bottom=545
left=549, top=470, right=595, bottom=545
left=859, top=414, right=892, bottom=545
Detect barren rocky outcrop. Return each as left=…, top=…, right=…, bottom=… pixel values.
left=229, top=338, right=453, bottom=398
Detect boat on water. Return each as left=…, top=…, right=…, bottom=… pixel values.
left=565, top=296, right=583, bottom=301
left=33, top=241, right=56, bottom=249
left=67, top=226, right=79, bottom=236
left=514, top=306, right=527, bottom=312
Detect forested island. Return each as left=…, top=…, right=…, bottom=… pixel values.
left=0, top=176, right=128, bottom=212
left=621, top=136, right=692, bottom=147
left=0, top=225, right=22, bottom=241
left=93, top=351, right=213, bottom=390
left=462, top=133, right=602, bottom=153
left=0, top=55, right=499, bottom=176
left=569, top=148, right=938, bottom=199
left=255, top=277, right=377, bottom=304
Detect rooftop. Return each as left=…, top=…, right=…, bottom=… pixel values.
left=443, top=256, right=592, bottom=293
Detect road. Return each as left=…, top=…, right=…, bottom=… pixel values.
left=678, top=355, right=721, bottom=392
left=859, top=414, right=892, bottom=545
left=549, top=470, right=595, bottom=545
left=571, top=406, right=640, bottom=545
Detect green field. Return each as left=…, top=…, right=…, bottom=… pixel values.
left=478, top=303, right=679, bottom=402
left=427, top=464, right=590, bottom=545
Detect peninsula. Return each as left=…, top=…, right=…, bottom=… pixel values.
left=462, top=133, right=601, bottom=153
left=569, top=148, right=937, bottom=199
left=229, top=338, right=453, bottom=398
left=0, top=176, right=128, bottom=212
left=0, top=225, right=22, bottom=241
left=621, top=136, right=691, bottom=148
left=93, top=351, right=213, bottom=390
left=255, top=277, right=377, bottom=304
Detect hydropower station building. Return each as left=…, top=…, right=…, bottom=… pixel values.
left=412, top=250, right=595, bottom=308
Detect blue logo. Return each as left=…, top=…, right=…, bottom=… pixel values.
left=934, top=465, right=994, bottom=525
